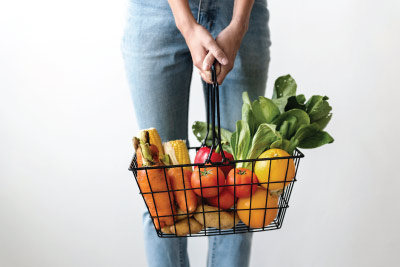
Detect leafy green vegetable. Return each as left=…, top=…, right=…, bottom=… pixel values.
left=192, top=121, right=232, bottom=152
left=285, top=95, right=306, bottom=111
left=313, top=113, right=332, bottom=130
left=273, top=109, right=310, bottom=138
left=271, top=75, right=298, bottom=113
left=305, top=95, right=332, bottom=122
left=251, top=96, right=280, bottom=125
left=270, top=139, right=291, bottom=152
left=241, top=123, right=281, bottom=169
left=272, top=75, right=297, bottom=99
left=289, top=123, right=334, bottom=151
left=242, top=103, right=256, bottom=136
left=234, top=120, right=251, bottom=162
left=192, top=74, right=334, bottom=162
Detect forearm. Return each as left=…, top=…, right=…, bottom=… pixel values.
left=230, top=0, right=255, bottom=35
left=167, top=0, right=197, bottom=36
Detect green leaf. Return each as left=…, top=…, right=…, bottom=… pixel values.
left=242, top=91, right=252, bottom=106
left=242, top=123, right=281, bottom=169
left=230, top=131, right=238, bottom=159
left=306, top=95, right=332, bottom=122
left=272, top=75, right=297, bottom=99
left=273, top=109, right=310, bottom=138
left=313, top=113, right=332, bottom=130
left=242, top=103, right=256, bottom=136
left=299, top=131, right=334, bottom=148
left=251, top=96, right=280, bottom=125
left=290, top=123, right=334, bottom=149
left=272, top=97, right=289, bottom=113
left=270, top=139, right=292, bottom=154
left=235, top=120, right=251, bottom=161
left=192, top=121, right=232, bottom=144
left=285, top=95, right=307, bottom=111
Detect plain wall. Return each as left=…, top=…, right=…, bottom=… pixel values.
left=1, top=0, right=399, bottom=266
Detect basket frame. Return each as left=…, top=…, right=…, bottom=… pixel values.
left=128, top=147, right=304, bottom=238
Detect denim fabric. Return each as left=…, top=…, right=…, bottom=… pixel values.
left=122, top=0, right=270, bottom=266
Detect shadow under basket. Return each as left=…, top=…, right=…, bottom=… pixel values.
left=128, top=147, right=304, bottom=238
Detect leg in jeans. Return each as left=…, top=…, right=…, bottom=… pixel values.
left=121, top=1, right=200, bottom=266
left=202, top=0, right=271, bottom=266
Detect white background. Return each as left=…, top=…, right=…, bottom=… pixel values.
left=1, top=0, right=399, bottom=266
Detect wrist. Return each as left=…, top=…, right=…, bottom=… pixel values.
left=176, top=16, right=198, bottom=37
left=229, top=17, right=249, bottom=37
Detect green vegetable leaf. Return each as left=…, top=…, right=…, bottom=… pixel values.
left=273, top=109, right=310, bottom=138
left=285, top=95, right=307, bottom=111
left=306, top=95, right=332, bottom=122
left=242, top=91, right=252, bottom=106
left=251, top=96, right=280, bottom=125
left=235, top=120, right=251, bottom=161
left=313, top=113, right=332, bottom=130
left=242, top=123, right=281, bottom=169
left=192, top=121, right=232, bottom=145
left=290, top=123, right=334, bottom=150
left=272, top=75, right=297, bottom=99
left=242, top=103, right=256, bottom=136
left=270, top=139, right=291, bottom=154
left=230, top=131, right=238, bottom=158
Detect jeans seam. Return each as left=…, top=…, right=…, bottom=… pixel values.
left=210, top=237, right=217, bottom=267
left=179, top=238, right=185, bottom=267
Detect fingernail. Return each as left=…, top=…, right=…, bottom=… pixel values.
left=203, top=63, right=210, bottom=70
left=221, top=58, right=228, bottom=65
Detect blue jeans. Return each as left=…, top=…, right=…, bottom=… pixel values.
left=122, top=0, right=270, bottom=266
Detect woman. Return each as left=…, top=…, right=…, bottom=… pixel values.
left=122, top=0, right=270, bottom=266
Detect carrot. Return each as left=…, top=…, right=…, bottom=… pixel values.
left=134, top=133, right=176, bottom=229
left=167, top=168, right=198, bottom=213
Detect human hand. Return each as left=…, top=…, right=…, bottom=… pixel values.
left=181, top=24, right=229, bottom=75
left=200, top=22, right=247, bottom=84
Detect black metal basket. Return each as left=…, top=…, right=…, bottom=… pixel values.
left=128, top=65, right=304, bottom=237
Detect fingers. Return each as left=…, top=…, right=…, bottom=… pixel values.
left=202, top=52, right=215, bottom=71
left=205, top=39, right=229, bottom=67
left=200, top=63, right=221, bottom=84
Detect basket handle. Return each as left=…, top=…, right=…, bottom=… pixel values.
left=201, top=64, right=227, bottom=163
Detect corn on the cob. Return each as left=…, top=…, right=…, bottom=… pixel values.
left=163, top=140, right=192, bottom=171
left=137, top=128, right=164, bottom=156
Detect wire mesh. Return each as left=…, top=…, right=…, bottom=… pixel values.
left=128, top=147, right=304, bottom=238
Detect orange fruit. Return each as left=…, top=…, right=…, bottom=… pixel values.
left=237, top=187, right=279, bottom=228
left=254, top=149, right=295, bottom=192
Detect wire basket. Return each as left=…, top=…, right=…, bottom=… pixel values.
left=128, top=65, right=304, bottom=237
left=129, top=148, right=303, bottom=237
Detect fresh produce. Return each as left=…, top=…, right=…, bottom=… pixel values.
left=194, top=147, right=234, bottom=176
left=191, top=166, right=225, bottom=197
left=237, top=187, right=279, bottom=228
left=255, top=149, right=295, bottom=193
left=139, top=128, right=164, bottom=156
left=193, top=75, right=334, bottom=168
left=169, top=218, right=203, bottom=236
left=207, top=189, right=236, bottom=210
left=167, top=168, right=198, bottom=213
left=226, top=168, right=259, bottom=198
left=174, top=207, right=194, bottom=221
left=133, top=131, right=175, bottom=229
left=163, top=140, right=192, bottom=171
left=194, top=205, right=240, bottom=229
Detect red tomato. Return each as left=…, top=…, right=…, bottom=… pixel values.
left=207, top=189, right=236, bottom=210
left=194, top=147, right=234, bottom=176
left=220, top=151, right=234, bottom=177
left=191, top=166, right=225, bottom=198
left=226, top=168, right=259, bottom=198
left=194, top=147, right=222, bottom=164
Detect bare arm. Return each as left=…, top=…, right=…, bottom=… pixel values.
left=167, top=0, right=229, bottom=71
left=202, top=0, right=255, bottom=84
